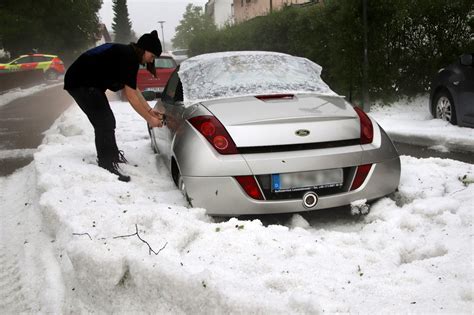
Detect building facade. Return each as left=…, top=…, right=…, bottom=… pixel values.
left=233, top=0, right=318, bottom=24
left=205, top=0, right=234, bottom=28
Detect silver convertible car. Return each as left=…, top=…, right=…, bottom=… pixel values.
left=148, top=51, right=400, bottom=216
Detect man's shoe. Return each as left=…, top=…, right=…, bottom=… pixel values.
left=99, top=162, right=131, bottom=182
left=110, top=167, right=131, bottom=182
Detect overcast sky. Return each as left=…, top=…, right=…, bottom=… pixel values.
left=99, top=0, right=208, bottom=50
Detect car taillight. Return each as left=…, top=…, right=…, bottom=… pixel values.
left=353, top=106, right=373, bottom=144
left=188, top=115, right=238, bottom=154
left=52, top=58, right=64, bottom=65
left=350, top=164, right=372, bottom=191
left=235, top=176, right=264, bottom=200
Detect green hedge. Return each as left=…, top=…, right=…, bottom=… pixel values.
left=189, top=0, right=473, bottom=103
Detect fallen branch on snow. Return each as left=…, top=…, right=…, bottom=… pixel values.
left=114, top=224, right=167, bottom=256
left=72, top=232, right=92, bottom=240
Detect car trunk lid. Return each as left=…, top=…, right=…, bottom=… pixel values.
left=201, top=94, right=361, bottom=148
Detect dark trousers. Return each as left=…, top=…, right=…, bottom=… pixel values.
left=67, top=87, right=121, bottom=166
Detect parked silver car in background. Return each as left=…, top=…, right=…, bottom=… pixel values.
left=148, top=51, right=400, bottom=216
left=168, top=49, right=188, bottom=65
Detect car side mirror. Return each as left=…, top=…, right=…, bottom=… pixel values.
left=142, top=90, right=157, bottom=101
left=460, top=53, right=473, bottom=66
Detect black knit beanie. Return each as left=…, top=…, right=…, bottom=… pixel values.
left=137, top=30, right=162, bottom=57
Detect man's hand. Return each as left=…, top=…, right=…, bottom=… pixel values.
left=149, top=108, right=164, bottom=121
left=148, top=116, right=163, bottom=128
left=124, top=85, right=164, bottom=128
left=149, top=108, right=165, bottom=128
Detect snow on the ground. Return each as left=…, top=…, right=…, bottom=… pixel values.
left=1, top=100, right=471, bottom=313
left=371, top=95, right=474, bottom=152
left=0, top=148, right=36, bottom=159
left=0, top=82, right=63, bottom=108
left=0, top=164, right=63, bottom=313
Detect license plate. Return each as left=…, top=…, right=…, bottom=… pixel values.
left=145, top=87, right=163, bottom=92
left=271, top=169, right=343, bottom=192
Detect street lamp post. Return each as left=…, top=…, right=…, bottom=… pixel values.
left=158, top=20, right=166, bottom=52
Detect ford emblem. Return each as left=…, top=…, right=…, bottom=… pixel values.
left=295, top=129, right=310, bottom=137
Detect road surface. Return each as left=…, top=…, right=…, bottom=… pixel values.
left=394, top=141, right=473, bottom=164
left=0, top=84, right=71, bottom=176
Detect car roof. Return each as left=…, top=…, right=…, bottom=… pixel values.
left=186, top=51, right=290, bottom=62
left=18, top=54, right=58, bottom=58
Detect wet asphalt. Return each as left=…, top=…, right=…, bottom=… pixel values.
left=0, top=83, right=72, bottom=176
left=393, top=141, right=473, bottom=164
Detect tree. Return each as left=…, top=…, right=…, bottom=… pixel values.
left=172, top=4, right=216, bottom=50
left=186, top=0, right=472, bottom=102
left=0, top=0, right=102, bottom=62
left=112, top=0, right=133, bottom=44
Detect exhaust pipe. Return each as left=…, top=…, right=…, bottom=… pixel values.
left=302, top=191, right=318, bottom=209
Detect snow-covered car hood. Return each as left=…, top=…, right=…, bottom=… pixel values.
left=178, top=51, right=337, bottom=106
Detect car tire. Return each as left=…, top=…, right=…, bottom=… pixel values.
left=172, top=160, right=193, bottom=207
left=45, top=70, right=58, bottom=80
left=433, top=90, right=457, bottom=125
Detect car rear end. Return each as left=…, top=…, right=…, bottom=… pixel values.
left=48, top=56, right=65, bottom=74
left=176, top=94, right=400, bottom=216
left=137, top=54, right=176, bottom=93
left=33, top=54, right=65, bottom=75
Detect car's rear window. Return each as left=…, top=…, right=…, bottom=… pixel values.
left=179, top=51, right=336, bottom=105
left=32, top=56, right=53, bottom=62
left=139, top=57, right=176, bottom=69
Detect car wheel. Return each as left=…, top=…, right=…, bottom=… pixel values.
left=178, top=174, right=193, bottom=207
left=434, top=91, right=457, bottom=125
left=45, top=70, right=58, bottom=80
left=172, top=160, right=193, bottom=206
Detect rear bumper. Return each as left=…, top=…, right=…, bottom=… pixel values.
left=183, top=156, right=400, bottom=216
left=137, top=85, right=164, bottom=92
left=48, top=64, right=65, bottom=74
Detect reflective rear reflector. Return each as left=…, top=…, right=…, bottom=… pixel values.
left=235, top=176, right=264, bottom=200
left=350, top=164, right=373, bottom=191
